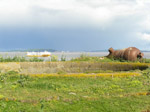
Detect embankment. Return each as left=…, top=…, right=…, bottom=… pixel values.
left=0, top=62, right=148, bottom=74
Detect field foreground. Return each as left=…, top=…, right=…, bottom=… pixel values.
left=1, top=71, right=150, bottom=112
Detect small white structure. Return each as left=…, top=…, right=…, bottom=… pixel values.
left=27, top=51, right=51, bottom=57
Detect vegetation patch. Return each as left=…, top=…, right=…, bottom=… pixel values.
left=0, top=69, right=150, bottom=112
left=27, top=72, right=141, bottom=78
left=0, top=56, right=43, bottom=62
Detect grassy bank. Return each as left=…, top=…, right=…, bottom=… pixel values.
left=0, top=70, right=150, bottom=112
left=0, top=61, right=149, bottom=74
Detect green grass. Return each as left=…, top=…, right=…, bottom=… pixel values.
left=71, top=54, right=113, bottom=62
left=71, top=54, right=150, bottom=63
left=0, top=70, right=150, bottom=112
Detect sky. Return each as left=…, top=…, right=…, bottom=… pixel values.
left=0, top=0, right=150, bottom=51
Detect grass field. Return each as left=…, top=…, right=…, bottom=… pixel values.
left=0, top=70, right=150, bottom=112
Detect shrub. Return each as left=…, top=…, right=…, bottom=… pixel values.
left=51, top=55, right=58, bottom=62
left=61, top=55, right=66, bottom=61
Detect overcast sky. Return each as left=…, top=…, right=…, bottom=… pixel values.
left=0, top=0, right=150, bottom=51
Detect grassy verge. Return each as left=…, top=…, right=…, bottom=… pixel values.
left=0, top=70, right=150, bottom=112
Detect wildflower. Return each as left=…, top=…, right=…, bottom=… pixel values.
left=28, top=72, right=141, bottom=78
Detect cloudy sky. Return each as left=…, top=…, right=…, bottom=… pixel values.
left=0, top=0, right=150, bottom=51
